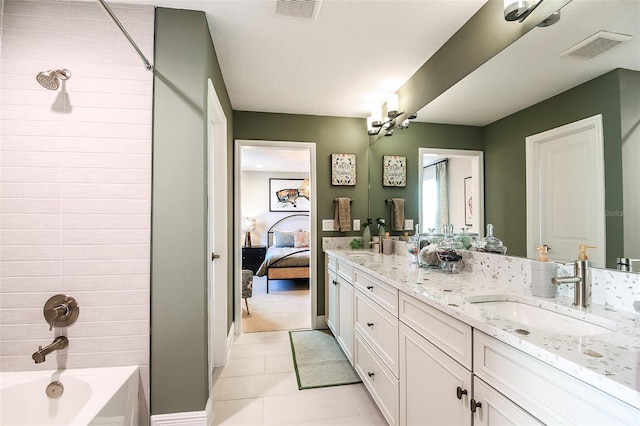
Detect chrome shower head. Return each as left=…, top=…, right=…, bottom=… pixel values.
left=36, top=69, right=71, bottom=90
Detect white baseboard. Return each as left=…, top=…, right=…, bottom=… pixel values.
left=314, top=315, right=327, bottom=329
left=150, top=411, right=207, bottom=426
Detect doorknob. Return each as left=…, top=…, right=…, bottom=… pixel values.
left=211, top=253, right=221, bottom=260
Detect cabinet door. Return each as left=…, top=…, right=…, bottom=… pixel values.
left=399, top=322, right=471, bottom=426
left=472, top=377, right=542, bottom=426
left=337, top=278, right=354, bottom=362
left=326, top=268, right=338, bottom=335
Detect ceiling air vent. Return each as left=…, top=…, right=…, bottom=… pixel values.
left=273, top=0, right=322, bottom=20
left=561, top=31, right=632, bottom=60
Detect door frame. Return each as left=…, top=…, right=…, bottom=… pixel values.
left=233, top=139, right=318, bottom=335
left=418, top=148, right=484, bottom=235
left=207, top=79, right=229, bottom=380
left=525, top=114, right=605, bottom=266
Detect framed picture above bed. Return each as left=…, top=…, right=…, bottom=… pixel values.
left=269, top=178, right=310, bottom=212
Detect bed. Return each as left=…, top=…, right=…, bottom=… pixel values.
left=255, top=214, right=310, bottom=293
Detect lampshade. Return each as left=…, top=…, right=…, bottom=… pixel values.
left=298, top=178, right=310, bottom=198
left=504, top=0, right=530, bottom=21
left=241, top=217, right=256, bottom=232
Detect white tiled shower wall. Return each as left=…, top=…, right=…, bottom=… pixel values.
left=0, top=0, right=154, bottom=409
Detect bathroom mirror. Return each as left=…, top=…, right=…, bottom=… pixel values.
left=368, top=0, right=640, bottom=271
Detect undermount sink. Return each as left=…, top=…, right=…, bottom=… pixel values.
left=467, top=297, right=618, bottom=336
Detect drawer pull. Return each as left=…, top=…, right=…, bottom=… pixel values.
left=366, top=285, right=374, bottom=290
left=456, top=387, right=467, bottom=400
left=333, top=280, right=338, bottom=285
left=470, top=399, right=482, bottom=413
left=367, top=372, right=375, bottom=378
left=366, top=322, right=374, bottom=327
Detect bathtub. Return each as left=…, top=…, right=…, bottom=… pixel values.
left=0, top=365, right=139, bottom=426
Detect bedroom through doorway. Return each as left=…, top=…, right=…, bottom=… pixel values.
left=236, top=141, right=316, bottom=334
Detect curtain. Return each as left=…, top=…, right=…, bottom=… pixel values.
left=435, top=160, right=449, bottom=231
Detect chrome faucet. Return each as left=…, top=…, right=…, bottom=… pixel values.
left=551, top=260, right=590, bottom=308
left=617, top=257, right=639, bottom=272
left=32, top=336, right=68, bottom=364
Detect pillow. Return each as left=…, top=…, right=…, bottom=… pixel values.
left=274, top=229, right=300, bottom=247
left=294, top=231, right=310, bottom=248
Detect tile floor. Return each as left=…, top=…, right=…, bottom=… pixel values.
left=211, top=330, right=388, bottom=425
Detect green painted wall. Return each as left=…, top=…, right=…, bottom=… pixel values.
left=368, top=122, right=483, bottom=230
left=483, top=69, right=625, bottom=267
left=152, top=7, right=233, bottom=415
left=233, top=112, right=370, bottom=315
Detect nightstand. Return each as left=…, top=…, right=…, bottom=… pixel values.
left=242, top=245, right=267, bottom=274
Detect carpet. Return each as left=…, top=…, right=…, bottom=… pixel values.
left=289, top=329, right=362, bottom=390
left=242, top=276, right=310, bottom=333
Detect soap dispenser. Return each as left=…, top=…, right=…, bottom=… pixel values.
left=578, top=244, right=597, bottom=267
left=531, top=245, right=558, bottom=298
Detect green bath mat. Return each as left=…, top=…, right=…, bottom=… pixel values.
left=289, top=329, right=362, bottom=390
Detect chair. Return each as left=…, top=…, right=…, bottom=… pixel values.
left=241, top=269, right=253, bottom=315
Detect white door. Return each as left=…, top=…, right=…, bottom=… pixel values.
left=526, top=115, right=605, bottom=266
left=399, top=322, right=472, bottom=426
left=473, top=377, right=543, bottom=426
left=207, top=79, right=229, bottom=378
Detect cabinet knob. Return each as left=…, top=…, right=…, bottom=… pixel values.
left=367, top=372, right=375, bottom=378
left=333, top=280, right=338, bottom=285
left=367, top=322, right=374, bottom=327
left=366, top=285, right=374, bottom=290
left=470, top=399, right=482, bottom=413
left=456, top=387, right=468, bottom=400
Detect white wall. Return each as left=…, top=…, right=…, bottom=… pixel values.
left=447, top=157, right=472, bottom=232
left=0, top=0, right=153, bottom=414
left=241, top=170, right=309, bottom=246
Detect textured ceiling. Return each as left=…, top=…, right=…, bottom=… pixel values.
left=110, top=0, right=638, bottom=128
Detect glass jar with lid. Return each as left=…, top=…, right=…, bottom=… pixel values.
left=436, top=225, right=464, bottom=273
left=417, top=228, right=445, bottom=268
left=455, top=227, right=479, bottom=250
left=477, top=224, right=507, bottom=254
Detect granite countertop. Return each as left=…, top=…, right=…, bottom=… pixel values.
left=326, top=249, right=640, bottom=410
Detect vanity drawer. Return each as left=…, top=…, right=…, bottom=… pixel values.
left=355, top=289, right=399, bottom=376
left=399, top=292, right=472, bottom=370
left=336, top=259, right=354, bottom=282
left=355, top=332, right=399, bottom=426
left=473, top=330, right=640, bottom=425
left=354, top=269, right=398, bottom=315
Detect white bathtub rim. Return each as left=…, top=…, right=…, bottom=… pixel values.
left=1, top=365, right=139, bottom=425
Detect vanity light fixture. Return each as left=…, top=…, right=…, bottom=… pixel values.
left=504, top=0, right=543, bottom=22
left=367, top=94, right=417, bottom=137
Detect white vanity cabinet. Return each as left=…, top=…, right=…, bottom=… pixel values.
left=353, top=269, right=400, bottom=426
left=399, top=322, right=472, bottom=426
left=327, top=251, right=640, bottom=426
left=472, top=377, right=543, bottom=426
left=325, top=254, right=354, bottom=362
left=474, top=330, right=640, bottom=425
left=399, top=292, right=474, bottom=426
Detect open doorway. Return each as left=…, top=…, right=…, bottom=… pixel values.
left=234, top=140, right=317, bottom=335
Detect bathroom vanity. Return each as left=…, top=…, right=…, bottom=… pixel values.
left=325, top=249, right=640, bottom=426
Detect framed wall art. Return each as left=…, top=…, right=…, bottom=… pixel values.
left=269, top=178, right=310, bottom=212
left=382, top=155, right=406, bottom=187
left=331, top=153, right=356, bottom=186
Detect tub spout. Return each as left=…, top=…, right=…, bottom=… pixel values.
left=32, top=336, right=68, bottom=364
